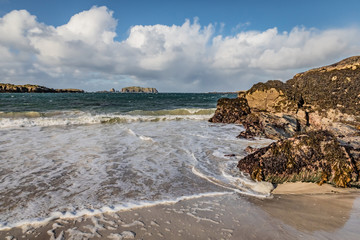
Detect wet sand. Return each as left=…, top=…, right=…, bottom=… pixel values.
left=1, top=183, right=360, bottom=240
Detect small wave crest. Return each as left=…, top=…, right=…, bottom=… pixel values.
left=0, top=111, right=65, bottom=118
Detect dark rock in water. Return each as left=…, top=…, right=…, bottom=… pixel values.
left=238, top=130, right=359, bottom=187
left=0, top=83, right=84, bottom=93
left=208, top=97, right=251, bottom=124
left=224, top=154, right=236, bottom=157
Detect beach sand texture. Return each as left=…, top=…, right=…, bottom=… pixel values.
left=1, top=183, right=360, bottom=240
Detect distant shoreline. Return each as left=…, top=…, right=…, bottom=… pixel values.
left=0, top=83, right=84, bottom=93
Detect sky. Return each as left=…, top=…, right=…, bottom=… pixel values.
left=0, top=0, right=360, bottom=92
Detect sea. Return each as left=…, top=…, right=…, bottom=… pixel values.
left=0, top=92, right=273, bottom=230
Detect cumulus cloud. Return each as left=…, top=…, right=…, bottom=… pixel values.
left=0, top=6, right=360, bottom=91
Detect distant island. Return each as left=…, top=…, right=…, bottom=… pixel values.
left=121, top=86, right=158, bottom=93
left=0, top=83, right=84, bottom=93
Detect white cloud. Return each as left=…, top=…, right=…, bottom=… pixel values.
left=0, top=9, right=38, bottom=50
left=0, top=6, right=360, bottom=92
left=56, top=6, right=117, bottom=45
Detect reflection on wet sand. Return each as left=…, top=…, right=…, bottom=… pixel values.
left=250, top=193, right=358, bottom=233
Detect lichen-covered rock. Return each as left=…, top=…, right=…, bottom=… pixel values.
left=121, top=86, right=158, bottom=93
left=238, top=131, right=359, bottom=187
left=287, top=56, right=360, bottom=115
left=209, top=97, right=251, bottom=124
left=245, top=80, right=300, bottom=113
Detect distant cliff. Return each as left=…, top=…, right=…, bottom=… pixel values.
left=121, top=86, right=158, bottom=93
left=0, top=83, right=84, bottom=93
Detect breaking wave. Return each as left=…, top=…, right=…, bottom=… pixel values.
left=0, top=108, right=215, bottom=129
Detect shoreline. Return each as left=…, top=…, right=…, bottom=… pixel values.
left=272, top=182, right=360, bottom=195
left=1, top=183, right=360, bottom=240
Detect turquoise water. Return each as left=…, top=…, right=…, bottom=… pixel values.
left=0, top=92, right=273, bottom=230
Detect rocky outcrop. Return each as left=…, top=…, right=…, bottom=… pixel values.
left=215, top=56, right=360, bottom=141
left=0, top=83, right=84, bottom=93
left=209, top=97, right=250, bottom=124
left=121, top=86, right=158, bottom=93
left=237, top=131, right=359, bottom=188
left=288, top=56, right=360, bottom=115
left=209, top=88, right=300, bottom=139
left=210, top=56, right=360, bottom=188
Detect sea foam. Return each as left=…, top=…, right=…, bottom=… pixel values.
left=0, top=112, right=272, bottom=231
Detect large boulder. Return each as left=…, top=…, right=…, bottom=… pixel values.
left=245, top=80, right=300, bottom=113
left=238, top=131, right=359, bottom=187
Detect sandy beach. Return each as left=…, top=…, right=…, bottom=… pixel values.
left=1, top=183, right=359, bottom=240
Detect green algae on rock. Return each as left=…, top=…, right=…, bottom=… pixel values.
left=237, top=130, right=359, bottom=187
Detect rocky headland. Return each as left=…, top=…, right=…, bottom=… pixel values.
left=121, top=86, right=158, bottom=93
left=0, top=83, right=84, bottom=93
left=209, top=56, right=360, bottom=188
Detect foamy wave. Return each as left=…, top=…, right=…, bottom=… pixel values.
left=0, top=109, right=214, bottom=129
left=0, top=192, right=231, bottom=231
left=100, top=114, right=211, bottom=124
left=190, top=149, right=274, bottom=198
left=129, top=108, right=216, bottom=116
left=191, top=167, right=273, bottom=198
